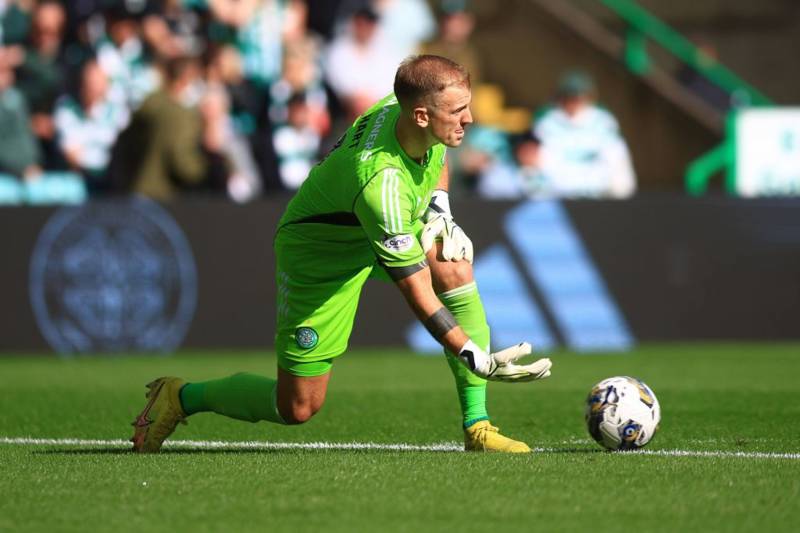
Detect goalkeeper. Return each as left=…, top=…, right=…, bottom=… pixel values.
left=132, top=55, right=552, bottom=453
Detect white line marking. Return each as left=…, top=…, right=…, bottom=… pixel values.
left=2, top=437, right=800, bottom=459
left=0, top=437, right=463, bottom=453
left=617, top=449, right=800, bottom=460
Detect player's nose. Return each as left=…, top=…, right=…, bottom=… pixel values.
left=462, top=107, right=474, bottom=126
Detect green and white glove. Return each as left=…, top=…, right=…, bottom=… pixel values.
left=458, top=340, right=552, bottom=382
left=420, top=190, right=474, bottom=263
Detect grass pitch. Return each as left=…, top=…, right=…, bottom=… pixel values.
left=1, top=344, right=799, bottom=532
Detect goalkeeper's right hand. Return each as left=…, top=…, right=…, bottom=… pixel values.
left=458, top=340, right=552, bottom=382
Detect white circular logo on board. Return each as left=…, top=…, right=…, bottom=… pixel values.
left=29, top=197, right=197, bottom=354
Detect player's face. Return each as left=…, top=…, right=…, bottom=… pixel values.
left=428, top=84, right=473, bottom=148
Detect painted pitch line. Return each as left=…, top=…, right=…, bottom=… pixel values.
left=1, top=437, right=799, bottom=460
left=620, top=449, right=800, bottom=460
left=0, top=437, right=463, bottom=453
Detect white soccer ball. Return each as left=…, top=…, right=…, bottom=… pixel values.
left=585, top=376, right=661, bottom=450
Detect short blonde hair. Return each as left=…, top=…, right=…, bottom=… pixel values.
left=394, top=55, right=470, bottom=109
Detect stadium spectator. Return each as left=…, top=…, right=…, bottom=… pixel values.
left=272, top=91, right=322, bottom=189
left=206, top=0, right=308, bottom=192
left=302, top=0, right=345, bottom=40
left=512, top=131, right=549, bottom=198
left=14, top=0, right=67, bottom=169
left=208, top=0, right=306, bottom=88
left=469, top=130, right=555, bottom=200
left=0, top=0, right=35, bottom=46
left=202, top=79, right=262, bottom=203
left=53, top=58, right=129, bottom=193
left=140, top=0, right=207, bottom=60
left=109, top=56, right=229, bottom=200
left=96, top=3, right=160, bottom=109
left=0, top=48, right=41, bottom=179
left=532, top=70, right=636, bottom=199
left=456, top=126, right=523, bottom=199
left=205, top=42, right=281, bottom=195
left=420, top=4, right=482, bottom=87
left=58, top=3, right=106, bottom=76
left=269, top=36, right=329, bottom=139
left=205, top=43, right=259, bottom=137
left=374, top=0, right=435, bottom=59
left=324, top=6, right=401, bottom=119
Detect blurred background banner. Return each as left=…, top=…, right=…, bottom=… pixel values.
left=2, top=196, right=800, bottom=354
left=28, top=197, right=197, bottom=353
left=734, top=108, right=800, bottom=196
left=1, top=0, right=799, bottom=355
left=1, top=0, right=799, bottom=201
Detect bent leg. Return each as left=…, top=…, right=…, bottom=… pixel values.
left=427, top=246, right=491, bottom=428
left=180, top=372, right=286, bottom=424
left=276, top=367, right=331, bottom=424
left=179, top=361, right=333, bottom=426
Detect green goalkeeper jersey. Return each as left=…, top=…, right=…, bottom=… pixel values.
left=277, top=94, right=447, bottom=269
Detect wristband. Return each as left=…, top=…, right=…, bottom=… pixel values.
left=423, top=307, right=458, bottom=341
left=458, top=339, right=483, bottom=372
left=429, top=189, right=452, bottom=216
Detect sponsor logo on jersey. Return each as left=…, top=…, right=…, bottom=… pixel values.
left=295, top=327, right=319, bottom=349
left=383, top=234, right=414, bottom=252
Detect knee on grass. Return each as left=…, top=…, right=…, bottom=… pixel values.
left=279, top=402, right=322, bottom=425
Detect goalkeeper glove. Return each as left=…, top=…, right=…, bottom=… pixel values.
left=458, top=340, right=552, bottom=382
left=420, top=190, right=474, bottom=263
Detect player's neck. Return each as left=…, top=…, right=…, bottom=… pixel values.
left=395, top=116, right=431, bottom=164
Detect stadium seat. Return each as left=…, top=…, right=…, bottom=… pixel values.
left=24, top=172, right=88, bottom=205
left=0, top=174, right=24, bottom=205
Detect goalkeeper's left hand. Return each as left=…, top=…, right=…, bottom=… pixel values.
left=420, top=190, right=474, bottom=263
left=458, top=340, right=552, bottom=383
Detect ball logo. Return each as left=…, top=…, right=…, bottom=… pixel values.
left=620, top=421, right=642, bottom=449
left=295, top=327, right=319, bottom=349
left=626, top=377, right=656, bottom=408
left=383, top=234, right=414, bottom=252
left=587, top=384, right=618, bottom=414
left=29, top=198, right=197, bottom=354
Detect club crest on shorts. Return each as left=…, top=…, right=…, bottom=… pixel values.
left=295, top=327, right=319, bottom=349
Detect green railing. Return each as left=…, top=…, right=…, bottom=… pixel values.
left=599, top=0, right=773, bottom=194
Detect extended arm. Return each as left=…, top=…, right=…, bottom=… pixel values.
left=393, top=263, right=468, bottom=355
left=354, top=168, right=551, bottom=382
left=392, top=264, right=552, bottom=382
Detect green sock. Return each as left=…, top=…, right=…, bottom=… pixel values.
left=179, top=372, right=286, bottom=424
left=439, top=281, right=490, bottom=428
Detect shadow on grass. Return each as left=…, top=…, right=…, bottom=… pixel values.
left=32, top=446, right=605, bottom=456
left=33, top=448, right=299, bottom=456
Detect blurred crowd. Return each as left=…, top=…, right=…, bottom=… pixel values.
left=0, top=0, right=636, bottom=204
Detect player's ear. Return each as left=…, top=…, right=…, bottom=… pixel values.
left=412, top=106, right=429, bottom=128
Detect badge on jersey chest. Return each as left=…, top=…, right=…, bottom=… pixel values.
left=295, top=327, right=319, bottom=349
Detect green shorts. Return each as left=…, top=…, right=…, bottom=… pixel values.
left=274, top=222, right=421, bottom=377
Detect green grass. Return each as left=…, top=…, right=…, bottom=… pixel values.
left=1, top=344, right=799, bottom=532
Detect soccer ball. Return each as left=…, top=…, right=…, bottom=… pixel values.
left=585, top=376, right=661, bottom=450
